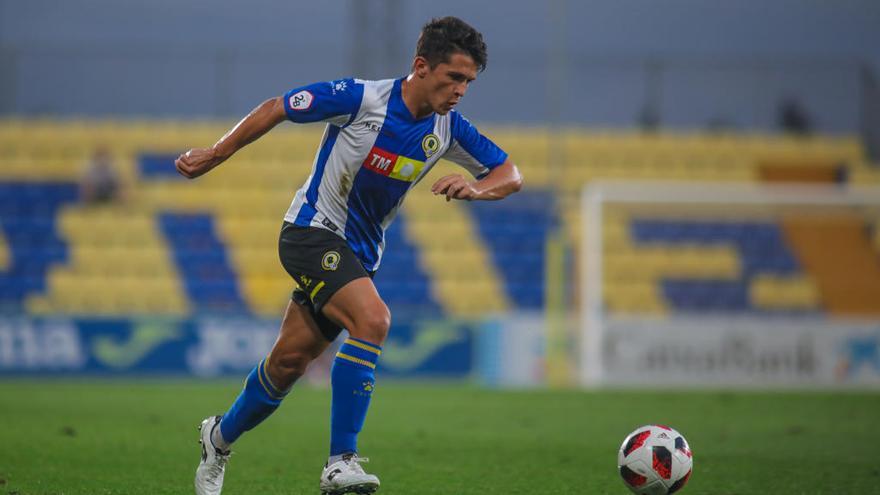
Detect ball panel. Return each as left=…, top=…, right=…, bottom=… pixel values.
left=641, top=479, right=673, bottom=495
left=674, top=436, right=692, bottom=458
left=620, top=465, right=648, bottom=488
left=622, top=429, right=652, bottom=457
left=651, top=446, right=673, bottom=480
left=668, top=468, right=692, bottom=494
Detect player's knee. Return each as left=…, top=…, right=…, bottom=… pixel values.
left=267, top=350, right=312, bottom=388
left=350, top=305, right=391, bottom=345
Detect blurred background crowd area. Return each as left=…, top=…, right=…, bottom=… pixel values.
left=1, top=0, right=879, bottom=385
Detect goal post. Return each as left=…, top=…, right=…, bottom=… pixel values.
left=579, top=181, right=880, bottom=388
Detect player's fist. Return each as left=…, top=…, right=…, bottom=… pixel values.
left=430, top=174, right=479, bottom=201
left=175, top=148, right=222, bottom=179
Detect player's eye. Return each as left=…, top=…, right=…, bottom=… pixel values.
left=449, top=72, right=467, bottom=83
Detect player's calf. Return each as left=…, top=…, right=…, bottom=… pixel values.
left=265, top=349, right=313, bottom=390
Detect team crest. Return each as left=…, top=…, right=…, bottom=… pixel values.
left=322, top=251, right=341, bottom=271
left=421, top=133, right=440, bottom=158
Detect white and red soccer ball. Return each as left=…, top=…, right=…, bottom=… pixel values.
left=617, top=425, right=693, bottom=494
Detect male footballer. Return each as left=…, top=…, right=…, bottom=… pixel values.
left=177, top=16, right=522, bottom=495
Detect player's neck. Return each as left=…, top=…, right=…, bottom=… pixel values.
left=401, top=75, right=434, bottom=120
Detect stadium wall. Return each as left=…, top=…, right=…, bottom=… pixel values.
left=0, top=315, right=481, bottom=379
left=1, top=0, right=879, bottom=132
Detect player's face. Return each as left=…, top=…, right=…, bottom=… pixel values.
left=424, top=53, right=478, bottom=115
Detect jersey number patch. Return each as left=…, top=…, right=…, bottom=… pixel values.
left=288, top=90, right=314, bottom=111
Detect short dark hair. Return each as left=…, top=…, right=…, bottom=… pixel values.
left=415, top=17, right=488, bottom=72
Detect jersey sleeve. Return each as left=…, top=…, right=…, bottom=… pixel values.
left=283, top=78, right=364, bottom=126
left=442, top=111, right=509, bottom=179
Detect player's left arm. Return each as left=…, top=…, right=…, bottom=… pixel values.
left=433, top=111, right=522, bottom=201
left=430, top=158, right=522, bottom=201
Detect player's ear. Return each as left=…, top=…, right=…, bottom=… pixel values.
left=413, top=56, right=430, bottom=78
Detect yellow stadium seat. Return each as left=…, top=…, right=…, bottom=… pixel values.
left=750, top=274, right=820, bottom=310
left=3, top=119, right=873, bottom=320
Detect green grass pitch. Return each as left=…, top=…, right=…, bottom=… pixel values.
left=0, top=380, right=878, bottom=494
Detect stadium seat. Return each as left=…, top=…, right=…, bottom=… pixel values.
left=1, top=119, right=874, bottom=318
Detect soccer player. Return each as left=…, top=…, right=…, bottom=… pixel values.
left=178, top=16, right=522, bottom=495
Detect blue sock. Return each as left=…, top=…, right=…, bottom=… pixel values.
left=219, top=357, right=288, bottom=445
left=330, top=337, right=382, bottom=456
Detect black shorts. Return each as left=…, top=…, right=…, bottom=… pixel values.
left=278, top=222, right=371, bottom=341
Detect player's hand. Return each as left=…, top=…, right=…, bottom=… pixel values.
left=175, top=148, right=223, bottom=179
left=430, top=174, right=479, bottom=201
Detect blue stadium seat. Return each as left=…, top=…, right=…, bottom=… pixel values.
left=368, top=214, right=443, bottom=315
left=469, top=191, right=555, bottom=310
left=633, top=219, right=805, bottom=313
left=140, top=154, right=185, bottom=179
left=159, top=212, right=249, bottom=314
left=0, top=182, right=78, bottom=309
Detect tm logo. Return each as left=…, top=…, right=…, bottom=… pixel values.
left=93, top=322, right=181, bottom=369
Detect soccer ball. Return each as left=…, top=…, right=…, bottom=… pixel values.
left=617, top=425, right=693, bottom=494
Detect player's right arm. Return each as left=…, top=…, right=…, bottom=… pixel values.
left=176, top=79, right=363, bottom=179
left=175, top=97, right=286, bottom=179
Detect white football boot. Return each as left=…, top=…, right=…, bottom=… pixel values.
left=319, top=454, right=380, bottom=495
left=195, top=416, right=231, bottom=495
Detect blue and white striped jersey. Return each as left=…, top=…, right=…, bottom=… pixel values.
left=282, top=77, right=508, bottom=271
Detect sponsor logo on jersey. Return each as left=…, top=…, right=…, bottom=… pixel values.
left=421, top=133, right=440, bottom=157
left=288, top=90, right=314, bottom=111
left=363, top=121, right=383, bottom=133
left=362, top=146, right=426, bottom=183
left=322, top=251, right=341, bottom=271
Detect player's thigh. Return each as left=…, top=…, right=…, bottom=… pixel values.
left=321, top=277, right=390, bottom=344
left=268, top=300, right=330, bottom=371
left=278, top=223, right=369, bottom=320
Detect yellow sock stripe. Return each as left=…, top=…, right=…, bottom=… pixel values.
left=309, top=280, right=326, bottom=302
left=336, top=352, right=376, bottom=369
left=261, top=358, right=284, bottom=396
left=257, top=359, right=283, bottom=400
left=344, top=338, right=382, bottom=355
